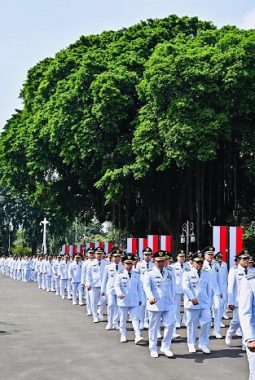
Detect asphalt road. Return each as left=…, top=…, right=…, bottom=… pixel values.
left=0, top=274, right=249, bottom=380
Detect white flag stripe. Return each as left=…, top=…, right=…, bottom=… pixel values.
left=229, top=227, right=236, bottom=267
left=213, top=226, right=220, bottom=253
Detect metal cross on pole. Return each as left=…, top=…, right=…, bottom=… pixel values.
left=40, top=217, right=50, bottom=255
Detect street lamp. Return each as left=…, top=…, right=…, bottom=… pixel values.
left=181, top=220, right=196, bottom=256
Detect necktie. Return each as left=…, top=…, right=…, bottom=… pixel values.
left=181, top=263, right=183, bottom=269
left=116, top=264, right=118, bottom=271
left=147, top=263, right=149, bottom=269
left=98, top=261, right=101, bottom=266
left=128, top=272, right=131, bottom=278
left=209, top=263, right=212, bottom=268
left=198, top=270, right=201, bottom=278
left=245, top=268, right=248, bottom=275
left=160, top=270, right=164, bottom=277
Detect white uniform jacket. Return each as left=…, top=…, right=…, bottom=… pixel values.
left=143, top=267, right=175, bottom=312
left=171, top=262, right=190, bottom=294
left=182, top=267, right=212, bottom=309
left=101, top=262, right=124, bottom=295
left=69, top=261, right=83, bottom=283
left=228, top=265, right=253, bottom=307
left=58, top=261, right=70, bottom=280
left=238, top=273, right=255, bottom=342
left=86, top=259, right=108, bottom=288
left=114, top=269, right=142, bottom=307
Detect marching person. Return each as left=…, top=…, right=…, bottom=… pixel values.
left=81, top=248, right=95, bottom=315
left=52, top=255, right=62, bottom=295
left=69, top=254, right=83, bottom=305
left=202, top=247, right=223, bottom=339
left=225, top=251, right=252, bottom=348
left=143, top=250, right=176, bottom=358
left=45, top=256, right=54, bottom=292
left=182, top=252, right=212, bottom=354
left=214, top=252, right=228, bottom=327
left=101, top=249, right=123, bottom=330
left=136, top=247, right=154, bottom=330
left=239, top=272, right=255, bottom=380
left=114, top=254, right=143, bottom=344
left=172, top=250, right=190, bottom=329
left=58, top=255, right=72, bottom=300
left=85, top=247, right=108, bottom=323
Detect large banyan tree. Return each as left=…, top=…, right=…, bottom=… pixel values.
left=1, top=15, right=255, bottom=249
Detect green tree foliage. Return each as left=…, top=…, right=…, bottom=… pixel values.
left=1, top=15, right=255, bottom=249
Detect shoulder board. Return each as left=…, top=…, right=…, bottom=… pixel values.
left=166, top=266, right=173, bottom=271
left=185, top=268, right=191, bottom=272
left=118, top=270, right=123, bottom=274
left=247, top=273, right=255, bottom=280
left=203, top=268, right=209, bottom=272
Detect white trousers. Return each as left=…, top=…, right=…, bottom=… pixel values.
left=186, top=308, right=211, bottom=345
left=119, top=306, right=140, bottom=337
left=227, top=307, right=241, bottom=335
left=247, top=348, right=255, bottom=380
left=85, top=287, right=92, bottom=314
left=72, top=282, right=83, bottom=304
left=60, top=279, right=71, bottom=298
left=174, top=293, right=183, bottom=324
left=212, top=294, right=221, bottom=333
left=46, top=275, right=54, bottom=291
left=107, top=293, right=119, bottom=326
left=148, top=309, right=175, bottom=352
left=54, top=277, right=60, bottom=294
left=90, top=287, right=102, bottom=319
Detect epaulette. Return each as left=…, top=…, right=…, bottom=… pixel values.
left=203, top=268, right=209, bottom=272
left=118, top=270, right=124, bottom=274
left=166, top=266, right=173, bottom=271
left=185, top=268, right=191, bottom=272
left=247, top=273, right=255, bottom=281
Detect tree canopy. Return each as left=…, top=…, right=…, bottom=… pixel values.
left=1, top=15, right=255, bottom=252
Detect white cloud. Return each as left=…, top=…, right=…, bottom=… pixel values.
left=240, top=8, right=255, bottom=29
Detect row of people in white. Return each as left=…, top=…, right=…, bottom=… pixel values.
left=1, top=248, right=252, bottom=360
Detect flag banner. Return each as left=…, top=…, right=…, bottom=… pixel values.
left=127, top=238, right=137, bottom=254
left=104, top=241, right=113, bottom=254
left=94, top=241, right=100, bottom=249
left=160, top=235, right=172, bottom=252
left=147, top=235, right=159, bottom=253
left=229, top=226, right=243, bottom=267
left=85, top=242, right=95, bottom=250
left=138, top=238, right=148, bottom=260
left=76, top=244, right=84, bottom=256
left=99, top=242, right=105, bottom=249
left=212, top=226, right=228, bottom=263
left=61, top=245, right=69, bottom=255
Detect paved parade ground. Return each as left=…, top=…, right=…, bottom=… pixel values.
left=0, top=274, right=249, bottom=380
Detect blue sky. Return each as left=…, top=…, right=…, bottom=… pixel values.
left=1, top=0, right=255, bottom=130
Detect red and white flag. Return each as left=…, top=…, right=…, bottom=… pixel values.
left=147, top=235, right=159, bottom=253
left=160, top=235, right=172, bottom=252
left=127, top=238, right=137, bottom=254
left=61, top=244, right=69, bottom=255
left=212, top=226, right=228, bottom=263
left=229, top=226, right=243, bottom=267
left=85, top=242, right=95, bottom=251
left=138, top=238, right=148, bottom=260
left=104, top=241, right=113, bottom=254
left=76, top=244, right=84, bottom=256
